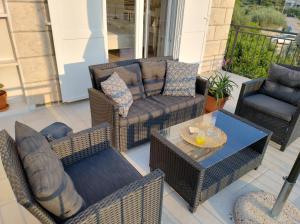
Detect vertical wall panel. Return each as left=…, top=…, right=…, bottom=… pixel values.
left=48, top=0, right=107, bottom=102
left=0, top=19, right=14, bottom=61
left=178, top=0, right=211, bottom=73
left=0, top=66, right=23, bottom=101
left=0, top=0, right=5, bottom=14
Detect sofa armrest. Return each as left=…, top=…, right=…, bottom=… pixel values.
left=89, top=88, right=120, bottom=149
left=50, top=123, right=111, bottom=166
left=65, top=169, right=165, bottom=224
left=286, top=103, right=300, bottom=147
left=196, top=76, right=209, bottom=97
left=239, top=78, right=265, bottom=98
left=88, top=88, right=119, bottom=126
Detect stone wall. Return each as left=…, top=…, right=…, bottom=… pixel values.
left=201, top=0, right=236, bottom=76
left=7, top=0, right=61, bottom=106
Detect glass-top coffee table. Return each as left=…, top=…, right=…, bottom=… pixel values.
left=150, top=110, right=272, bottom=212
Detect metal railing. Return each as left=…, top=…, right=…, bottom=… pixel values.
left=224, top=24, right=300, bottom=78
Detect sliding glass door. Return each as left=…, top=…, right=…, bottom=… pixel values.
left=106, top=0, right=174, bottom=62
left=106, top=0, right=136, bottom=62
left=143, top=0, right=170, bottom=58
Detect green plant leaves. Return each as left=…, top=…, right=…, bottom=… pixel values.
left=208, top=71, right=238, bottom=105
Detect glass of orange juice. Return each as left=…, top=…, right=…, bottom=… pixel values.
left=195, top=130, right=206, bottom=145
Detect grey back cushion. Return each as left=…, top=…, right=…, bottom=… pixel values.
left=93, top=63, right=146, bottom=100
left=268, top=64, right=300, bottom=88
left=260, top=64, right=300, bottom=106
left=15, top=121, right=84, bottom=219
left=140, top=61, right=166, bottom=96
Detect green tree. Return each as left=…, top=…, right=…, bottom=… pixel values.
left=250, top=7, right=286, bottom=27
left=225, top=31, right=299, bottom=79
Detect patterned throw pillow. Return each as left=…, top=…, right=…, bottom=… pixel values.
left=163, top=60, right=198, bottom=97
left=101, top=72, right=133, bottom=117
left=15, top=122, right=84, bottom=219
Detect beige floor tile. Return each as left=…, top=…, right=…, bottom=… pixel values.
left=0, top=161, right=6, bottom=181
left=19, top=205, right=41, bottom=224
left=163, top=192, right=204, bottom=224
left=194, top=205, right=225, bottom=224
left=0, top=202, right=25, bottom=224
left=0, top=179, right=15, bottom=206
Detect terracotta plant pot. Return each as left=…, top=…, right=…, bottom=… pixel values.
left=0, top=90, right=9, bottom=112
left=205, top=95, right=228, bottom=113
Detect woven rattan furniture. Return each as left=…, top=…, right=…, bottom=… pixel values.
left=235, top=64, right=300, bottom=151
left=0, top=123, right=164, bottom=224
left=150, top=110, right=271, bottom=213
left=88, top=57, right=209, bottom=152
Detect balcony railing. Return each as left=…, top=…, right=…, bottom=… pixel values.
left=224, top=24, right=300, bottom=79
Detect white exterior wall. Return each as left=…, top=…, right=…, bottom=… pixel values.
left=48, top=0, right=108, bottom=102
left=178, top=0, right=211, bottom=73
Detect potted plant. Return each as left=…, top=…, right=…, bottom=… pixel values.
left=0, top=83, right=9, bottom=111
left=205, top=71, right=237, bottom=113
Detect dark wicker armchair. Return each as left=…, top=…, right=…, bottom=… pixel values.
left=235, top=64, right=300, bottom=151
left=0, top=123, right=164, bottom=224
left=88, top=57, right=209, bottom=152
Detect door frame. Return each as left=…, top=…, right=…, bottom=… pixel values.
left=104, top=0, right=180, bottom=60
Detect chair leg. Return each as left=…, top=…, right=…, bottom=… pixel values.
left=280, top=144, right=287, bottom=152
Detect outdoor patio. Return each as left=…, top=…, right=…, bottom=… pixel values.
left=0, top=72, right=299, bottom=224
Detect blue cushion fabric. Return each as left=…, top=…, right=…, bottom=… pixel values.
left=40, top=122, right=73, bottom=142
left=65, top=148, right=142, bottom=207
left=15, top=122, right=84, bottom=219
left=93, top=63, right=146, bottom=100
left=140, top=61, right=166, bottom=96
left=242, top=94, right=297, bottom=122
left=163, top=60, right=198, bottom=97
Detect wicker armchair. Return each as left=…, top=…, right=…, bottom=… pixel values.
left=89, top=57, right=209, bottom=151
left=235, top=64, right=300, bottom=151
left=0, top=123, right=164, bottom=224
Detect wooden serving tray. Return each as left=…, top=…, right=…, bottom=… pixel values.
left=180, top=126, right=227, bottom=150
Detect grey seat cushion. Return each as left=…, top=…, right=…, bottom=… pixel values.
left=65, top=147, right=142, bottom=207
left=149, top=94, right=204, bottom=113
left=119, top=98, right=165, bottom=126
left=40, top=122, right=73, bottom=142
left=119, top=94, right=204, bottom=126
left=15, top=122, right=84, bottom=219
left=242, top=94, right=297, bottom=122
left=140, top=61, right=166, bottom=96
left=260, top=64, right=300, bottom=106
left=93, top=63, right=146, bottom=100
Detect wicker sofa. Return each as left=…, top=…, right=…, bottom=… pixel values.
left=88, top=57, right=209, bottom=151
left=0, top=123, right=164, bottom=224
left=235, top=64, right=300, bottom=151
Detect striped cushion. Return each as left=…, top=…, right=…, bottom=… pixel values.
left=163, top=60, right=198, bottom=97
left=15, top=122, right=84, bottom=219
left=101, top=72, right=133, bottom=117
left=94, top=63, right=145, bottom=100
left=140, top=61, right=166, bottom=96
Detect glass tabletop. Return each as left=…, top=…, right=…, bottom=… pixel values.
left=158, top=110, right=268, bottom=168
